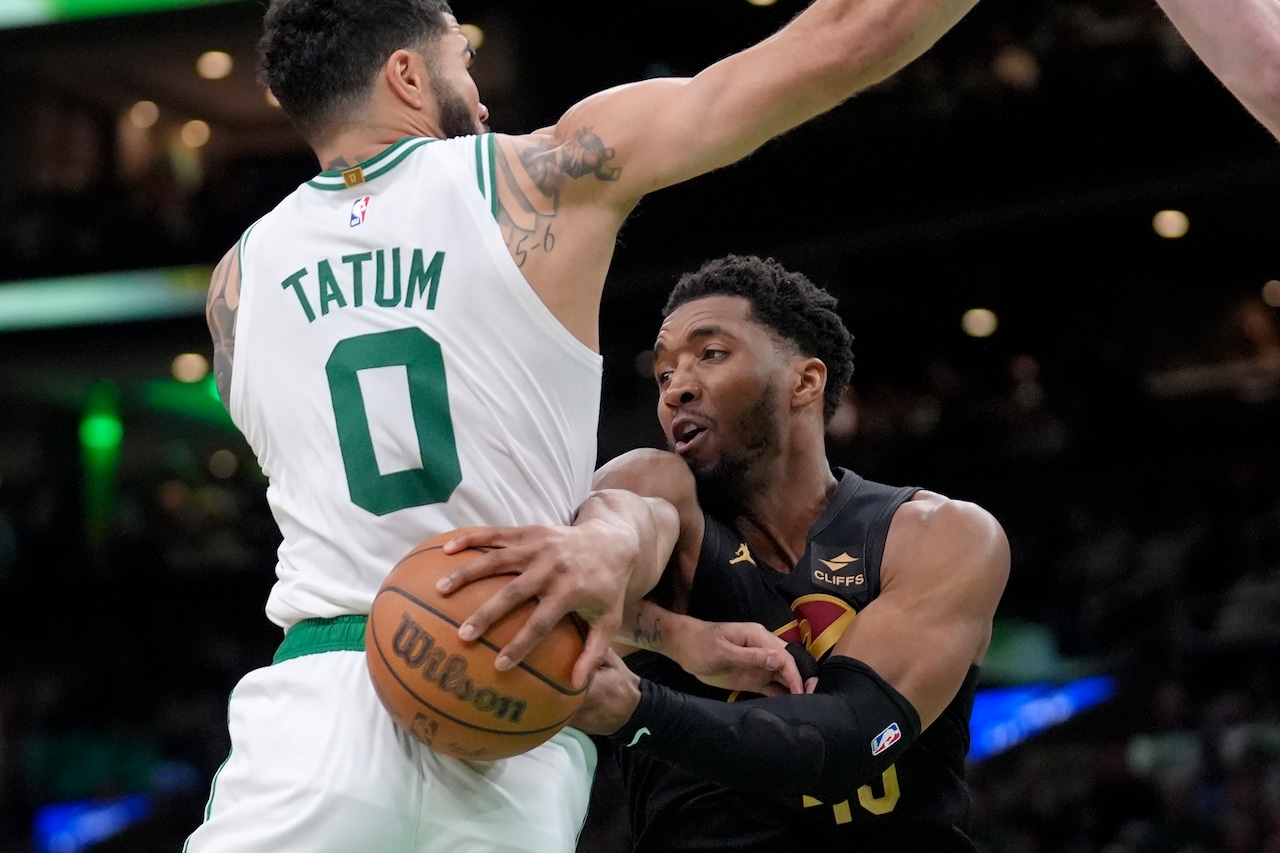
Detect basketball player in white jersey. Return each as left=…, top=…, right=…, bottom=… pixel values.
left=185, top=0, right=985, bottom=850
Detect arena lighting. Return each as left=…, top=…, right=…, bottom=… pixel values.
left=0, top=0, right=240, bottom=29
left=209, top=448, right=239, bottom=478
left=962, top=307, right=998, bottom=338
left=33, top=793, right=152, bottom=853
left=968, top=675, right=1118, bottom=762
left=460, top=23, right=485, bottom=50
left=1263, top=279, right=1280, bottom=308
left=171, top=352, right=210, bottom=383
left=196, top=50, right=233, bottom=80
left=181, top=119, right=212, bottom=148
left=1153, top=209, right=1190, bottom=239
left=80, top=381, right=123, bottom=549
left=140, top=375, right=234, bottom=429
left=0, top=267, right=209, bottom=332
left=128, top=100, right=160, bottom=129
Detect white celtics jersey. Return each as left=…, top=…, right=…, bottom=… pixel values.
left=229, top=135, right=603, bottom=629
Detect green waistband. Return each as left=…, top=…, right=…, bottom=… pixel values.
left=273, top=615, right=367, bottom=664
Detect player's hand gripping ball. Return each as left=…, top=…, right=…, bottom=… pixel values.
left=365, top=531, right=587, bottom=761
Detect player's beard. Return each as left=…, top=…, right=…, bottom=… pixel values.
left=686, top=379, right=781, bottom=519
left=431, top=74, right=483, bottom=138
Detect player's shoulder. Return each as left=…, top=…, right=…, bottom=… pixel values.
left=207, top=242, right=242, bottom=301
left=896, top=488, right=1000, bottom=531
left=886, top=489, right=1009, bottom=587
left=594, top=448, right=695, bottom=496
left=490, top=129, right=554, bottom=155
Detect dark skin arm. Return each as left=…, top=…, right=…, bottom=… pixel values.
left=572, top=450, right=1010, bottom=733
left=438, top=488, right=679, bottom=691
left=439, top=450, right=803, bottom=695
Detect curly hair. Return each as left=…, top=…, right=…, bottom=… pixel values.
left=259, top=0, right=455, bottom=142
left=663, top=254, right=854, bottom=422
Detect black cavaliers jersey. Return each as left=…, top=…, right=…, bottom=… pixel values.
left=617, top=468, right=980, bottom=852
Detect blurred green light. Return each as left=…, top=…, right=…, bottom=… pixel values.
left=0, top=0, right=241, bottom=30
left=79, top=414, right=124, bottom=451
left=0, top=267, right=209, bottom=332
left=80, top=380, right=123, bottom=553
left=141, top=378, right=233, bottom=429
left=205, top=374, right=222, bottom=403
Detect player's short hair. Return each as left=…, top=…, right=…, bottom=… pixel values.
left=259, top=0, right=455, bottom=142
left=663, top=254, right=854, bottom=422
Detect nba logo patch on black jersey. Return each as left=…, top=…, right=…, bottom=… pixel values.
left=811, top=548, right=866, bottom=589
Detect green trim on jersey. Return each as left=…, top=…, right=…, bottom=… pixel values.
left=474, top=134, right=499, bottom=220
left=306, top=137, right=437, bottom=190
left=235, top=218, right=263, bottom=279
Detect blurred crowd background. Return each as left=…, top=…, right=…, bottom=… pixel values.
left=0, top=1, right=1277, bottom=851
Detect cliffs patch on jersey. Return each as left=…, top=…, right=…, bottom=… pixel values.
left=811, top=548, right=866, bottom=589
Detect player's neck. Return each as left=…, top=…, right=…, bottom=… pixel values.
left=736, top=448, right=837, bottom=572
left=314, top=114, right=442, bottom=172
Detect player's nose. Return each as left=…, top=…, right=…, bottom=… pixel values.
left=661, top=368, right=699, bottom=408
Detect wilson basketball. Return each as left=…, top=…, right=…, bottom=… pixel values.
left=365, top=531, right=587, bottom=761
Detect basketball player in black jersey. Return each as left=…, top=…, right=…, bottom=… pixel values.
left=437, top=254, right=1010, bottom=850
left=562, top=254, right=1011, bottom=852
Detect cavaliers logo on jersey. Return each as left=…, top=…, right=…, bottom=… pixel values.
left=777, top=593, right=857, bottom=660
left=811, top=548, right=866, bottom=590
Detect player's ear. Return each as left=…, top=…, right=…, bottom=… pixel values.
left=792, top=357, right=826, bottom=412
left=384, top=48, right=428, bottom=110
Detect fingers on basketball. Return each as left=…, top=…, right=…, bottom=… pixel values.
left=366, top=532, right=588, bottom=761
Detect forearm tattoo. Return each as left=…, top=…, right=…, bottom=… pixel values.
left=630, top=603, right=666, bottom=650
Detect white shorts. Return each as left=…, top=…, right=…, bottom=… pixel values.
left=183, top=617, right=597, bottom=853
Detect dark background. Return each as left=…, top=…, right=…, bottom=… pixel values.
left=0, top=1, right=1278, bottom=851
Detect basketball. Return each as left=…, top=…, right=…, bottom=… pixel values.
left=365, top=531, right=588, bottom=761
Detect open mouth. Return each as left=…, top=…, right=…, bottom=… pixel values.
left=672, top=420, right=707, bottom=454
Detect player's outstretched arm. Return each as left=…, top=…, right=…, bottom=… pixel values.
left=545, top=0, right=986, bottom=213
left=1155, top=0, right=1280, bottom=141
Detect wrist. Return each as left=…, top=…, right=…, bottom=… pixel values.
left=608, top=678, right=666, bottom=748
left=620, top=599, right=688, bottom=656
left=658, top=611, right=700, bottom=666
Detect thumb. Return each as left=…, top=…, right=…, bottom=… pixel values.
left=572, top=629, right=611, bottom=691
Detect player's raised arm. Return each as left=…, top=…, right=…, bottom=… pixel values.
left=1155, top=0, right=1280, bottom=141
left=549, top=0, right=983, bottom=213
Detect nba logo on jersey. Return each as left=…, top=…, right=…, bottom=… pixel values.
left=871, top=722, right=901, bottom=756
left=349, top=196, right=371, bottom=227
